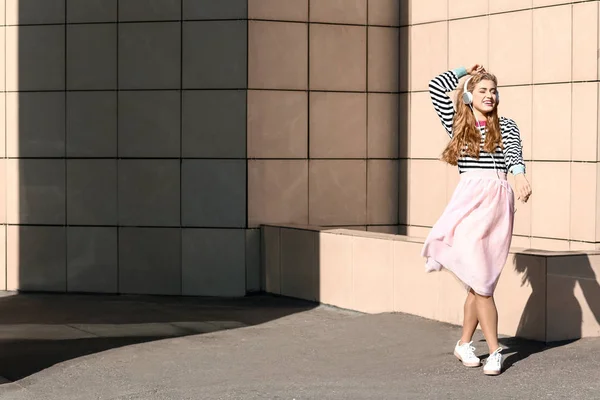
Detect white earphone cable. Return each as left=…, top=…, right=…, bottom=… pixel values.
left=469, top=103, right=499, bottom=178
left=466, top=73, right=515, bottom=212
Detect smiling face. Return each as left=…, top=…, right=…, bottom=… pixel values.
left=471, top=79, right=498, bottom=116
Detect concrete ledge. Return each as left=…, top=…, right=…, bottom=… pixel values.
left=261, top=224, right=600, bottom=342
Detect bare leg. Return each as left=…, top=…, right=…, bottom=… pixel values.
left=474, top=292, right=500, bottom=353
left=460, top=289, right=478, bottom=344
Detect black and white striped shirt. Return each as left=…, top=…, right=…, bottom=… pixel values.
left=429, top=69, right=526, bottom=175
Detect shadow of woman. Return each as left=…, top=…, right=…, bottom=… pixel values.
left=497, top=252, right=600, bottom=371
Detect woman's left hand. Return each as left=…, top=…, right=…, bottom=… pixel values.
left=515, top=174, right=532, bottom=203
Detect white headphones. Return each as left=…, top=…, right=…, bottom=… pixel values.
left=462, top=76, right=500, bottom=105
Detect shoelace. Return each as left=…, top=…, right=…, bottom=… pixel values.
left=486, top=350, right=502, bottom=367
left=463, top=342, right=477, bottom=359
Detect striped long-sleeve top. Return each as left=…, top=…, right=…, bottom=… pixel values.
left=429, top=68, right=526, bottom=175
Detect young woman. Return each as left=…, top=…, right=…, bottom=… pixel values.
left=421, top=64, right=532, bottom=376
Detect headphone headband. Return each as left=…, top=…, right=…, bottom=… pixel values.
left=463, top=76, right=472, bottom=93
left=462, top=76, right=473, bottom=105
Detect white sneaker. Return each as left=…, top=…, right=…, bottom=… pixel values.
left=453, top=340, right=481, bottom=367
left=483, top=347, right=503, bottom=376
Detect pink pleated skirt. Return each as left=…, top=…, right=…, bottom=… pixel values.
left=421, top=169, right=514, bottom=296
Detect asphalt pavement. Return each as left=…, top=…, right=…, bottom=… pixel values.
left=0, top=293, right=596, bottom=400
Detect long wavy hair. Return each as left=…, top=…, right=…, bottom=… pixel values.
left=441, top=73, right=502, bottom=165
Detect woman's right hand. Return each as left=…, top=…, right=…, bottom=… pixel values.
left=466, top=64, right=485, bottom=75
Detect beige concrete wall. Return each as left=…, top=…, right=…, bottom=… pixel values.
left=3, top=0, right=594, bottom=296
left=247, top=0, right=401, bottom=234
left=401, top=0, right=600, bottom=251
left=263, top=225, right=600, bottom=342
left=0, top=0, right=255, bottom=295
left=0, top=0, right=402, bottom=296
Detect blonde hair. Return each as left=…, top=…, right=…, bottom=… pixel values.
left=441, top=72, right=502, bottom=165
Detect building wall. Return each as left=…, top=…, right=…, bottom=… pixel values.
left=0, top=0, right=401, bottom=295
left=247, top=0, right=401, bottom=234
left=1, top=0, right=594, bottom=296
left=401, top=0, right=600, bottom=251
left=0, top=0, right=254, bottom=295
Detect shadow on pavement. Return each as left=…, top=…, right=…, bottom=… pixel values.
left=496, top=337, right=578, bottom=371
left=482, top=252, right=600, bottom=370
left=0, top=293, right=315, bottom=382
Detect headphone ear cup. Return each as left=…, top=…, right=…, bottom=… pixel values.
left=462, top=91, right=473, bottom=105
left=496, top=90, right=500, bottom=105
